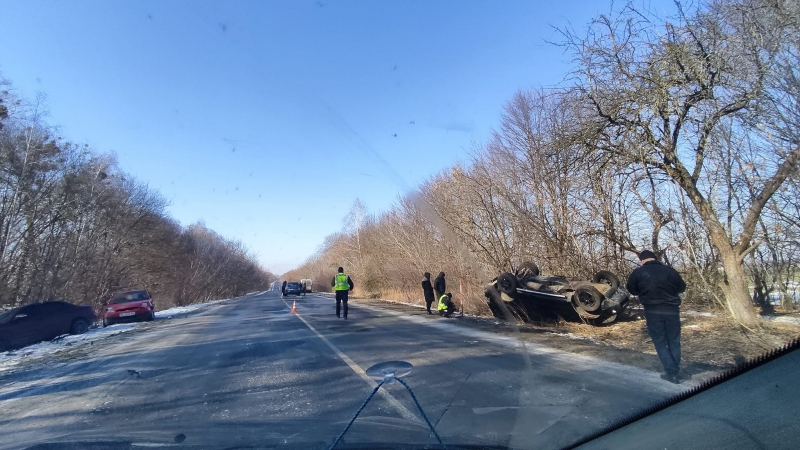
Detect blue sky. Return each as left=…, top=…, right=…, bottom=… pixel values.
left=0, top=0, right=615, bottom=274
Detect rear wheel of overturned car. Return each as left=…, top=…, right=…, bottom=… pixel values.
left=515, top=261, right=540, bottom=278
left=592, top=270, right=620, bottom=294
left=573, top=285, right=603, bottom=313
left=71, top=319, right=90, bottom=335
left=497, top=273, right=518, bottom=296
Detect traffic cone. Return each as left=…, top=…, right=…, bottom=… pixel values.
left=291, top=300, right=297, bottom=314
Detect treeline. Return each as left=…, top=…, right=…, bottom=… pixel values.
left=288, top=0, right=800, bottom=326
left=0, top=80, right=275, bottom=311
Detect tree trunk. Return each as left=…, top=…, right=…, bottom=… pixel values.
left=716, top=244, right=758, bottom=327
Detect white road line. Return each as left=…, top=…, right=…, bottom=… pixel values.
left=281, top=298, right=422, bottom=424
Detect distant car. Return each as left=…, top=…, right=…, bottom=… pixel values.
left=0, top=301, right=97, bottom=353
left=284, top=282, right=303, bottom=296
left=485, top=261, right=630, bottom=326
left=104, top=290, right=155, bottom=327
left=300, top=279, right=313, bottom=293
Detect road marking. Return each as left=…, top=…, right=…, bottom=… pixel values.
left=281, top=298, right=422, bottom=424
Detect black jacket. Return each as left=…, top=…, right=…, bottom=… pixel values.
left=626, top=261, right=686, bottom=307
left=422, top=276, right=435, bottom=303
left=433, top=272, right=446, bottom=295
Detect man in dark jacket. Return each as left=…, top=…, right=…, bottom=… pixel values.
left=422, top=272, right=435, bottom=315
left=281, top=280, right=287, bottom=298
left=626, top=250, right=687, bottom=384
left=331, top=267, right=354, bottom=319
left=433, top=272, right=446, bottom=302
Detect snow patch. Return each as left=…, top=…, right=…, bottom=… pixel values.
left=760, top=315, right=800, bottom=326
left=155, top=299, right=226, bottom=319
left=0, top=298, right=228, bottom=373
left=685, top=310, right=716, bottom=317
left=0, top=324, right=137, bottom=373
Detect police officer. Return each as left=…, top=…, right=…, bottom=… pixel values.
left=331, top=267, right=354, bottom=319
left=437, top=292, right=456, bottom=317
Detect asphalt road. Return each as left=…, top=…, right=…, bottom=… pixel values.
left=0, top=292, right=686, bottom=450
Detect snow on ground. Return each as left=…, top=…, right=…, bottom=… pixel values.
left=685, top=310, right=716, bottom=317
left=760, top=315, right=800, bottom=326
left=0, top=298, right=229, bottom=374
left=154, top=299, right=226, bottom=319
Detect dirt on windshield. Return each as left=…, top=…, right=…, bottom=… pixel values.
left=336, top=294, right=800, bottom=384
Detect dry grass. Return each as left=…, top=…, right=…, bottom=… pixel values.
left=554, top=309, right=800, bottom=368
left=355, top=288, right=800, bottom=372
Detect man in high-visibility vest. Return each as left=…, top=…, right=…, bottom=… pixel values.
left=438, top=292, right=456, bottom=317
left=330, top=266, right=354, bottom=319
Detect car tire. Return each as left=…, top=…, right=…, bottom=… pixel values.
left=516, top=261, right=540, bottom=278
left=147, top=311, right=155, bottom=321
left=573, top=285, right=603, bottom=313
left=592, top=270, right=620, bottom=296
left=102, top=318, right=108, bottom=328
left=497, top=273, right=518, bottom=296
left=71, top=319, right=90, bottom=335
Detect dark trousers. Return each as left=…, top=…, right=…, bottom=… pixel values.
left=644, top=304, right=681, bottom=375
left=424, top=291, right=435, bottom=313
left=439, top=305, right=456, bottom=317
left=335, top=290, right=349, bottom=318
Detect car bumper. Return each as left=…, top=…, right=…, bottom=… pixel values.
left=105, top=309, right=153, bottom=323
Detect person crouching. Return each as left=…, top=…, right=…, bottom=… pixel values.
left=437, top=292, right=457, bottom=317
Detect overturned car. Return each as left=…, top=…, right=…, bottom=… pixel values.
left=485, top=262, right=630, bottom=325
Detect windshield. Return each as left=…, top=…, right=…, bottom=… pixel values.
left=0, top=308, right=20, bottom=324
left=1, top=1, right=799, bottom=449
left=109, top=291, right=150, bottom=304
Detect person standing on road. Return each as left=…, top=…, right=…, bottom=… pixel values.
left=433, top=272, right=446, bottom=303
left=626, top=250, right=687, bottom=384
left=422, top=272, right=435, bottom=315
left=331, top=267, right=354, bottom=319
left=438, top=292, right=457, bottom=317
left=281, top=280, right=287, bottom=298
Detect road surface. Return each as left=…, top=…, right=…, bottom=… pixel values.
left=0, top=292, right=685, bottom=449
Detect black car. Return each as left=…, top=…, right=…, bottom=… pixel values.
left=485, top=261, right=630, bottom=326
left=0, top=301, right=97, bottom=352
left=284, top=282, right=303, bottom=296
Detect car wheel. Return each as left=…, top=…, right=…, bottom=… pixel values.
left=102, top=318, right=108, bottom=328
left=593, top=270, right=620, bottom=295
left=515, top=261, right=540, bottom=278
left=497, top=273, right=518, bottom=296
left=71, top=319, right=90, bottom=335
left=148, top=311, right=155, bottom=321
left=573, top=285, right=603, bottom=313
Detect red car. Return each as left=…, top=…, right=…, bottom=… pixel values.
left=103, top=290, right=155, bottom=327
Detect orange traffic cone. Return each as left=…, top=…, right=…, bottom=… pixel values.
left=291, top=300, right=297, bottom=314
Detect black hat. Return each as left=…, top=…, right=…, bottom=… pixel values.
left=338, top=267, right=344, bottom=272
left=638, top=250, right=657, bottom=261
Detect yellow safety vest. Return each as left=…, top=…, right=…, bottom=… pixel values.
left=334, top=273, right=350, bottom=291
left=438, top=294, right=449, bottom=311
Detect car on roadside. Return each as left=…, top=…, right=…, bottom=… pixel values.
left=103, top=290, right=155, bottom=327
left=485, top=261, right=630, bottom=326
left=284, top=282, right=303, bottom=296
left=0, top=301, right=97, bottom=353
